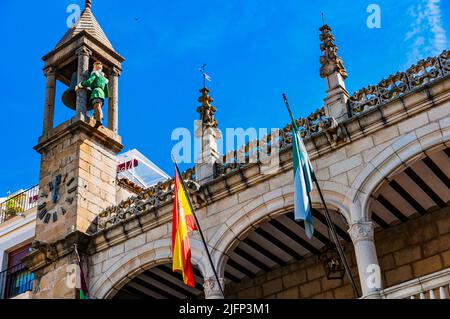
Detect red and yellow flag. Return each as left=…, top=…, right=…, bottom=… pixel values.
left=172, top=169, right=198, bottom=287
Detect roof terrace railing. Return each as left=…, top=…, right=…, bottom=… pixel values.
left=0, top=185, right=39, bottom=224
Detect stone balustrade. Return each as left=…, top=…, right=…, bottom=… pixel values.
left=380, top=268, right=450, bottom=299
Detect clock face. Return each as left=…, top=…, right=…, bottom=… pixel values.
left=37, top=173, right=77, bottom=224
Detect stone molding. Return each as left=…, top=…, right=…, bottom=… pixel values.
left=34, top=114, right=123, bottom=154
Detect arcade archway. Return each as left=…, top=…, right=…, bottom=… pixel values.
left=113, top=263, right=204, bottom=299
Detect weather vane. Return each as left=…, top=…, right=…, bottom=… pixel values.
left=198, top=64, right=212, bottom=88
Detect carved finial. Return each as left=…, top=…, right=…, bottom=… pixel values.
left=85, top=0, right=92, bottom=10
left=197, top=87, right=218, bottom=129
left=319, top=24, right=348, bottom=79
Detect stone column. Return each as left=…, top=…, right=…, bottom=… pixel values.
left=75, top=46, right=92, bottom=116
left=42, top=67, right=56, bottom=134
left=348, top=221, right=382, bottom=299
left=108, top=67, right=120, bottom=134
left=203, top=277, right=225, bottom=299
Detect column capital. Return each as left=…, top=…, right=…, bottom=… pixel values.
left=203, top=277, right=225, bottom=299
left=75, top=46, right=92, bottom=57
left=348, top=221, right=374, bottom=244
left=110, top=67, right=121, bottom=77
left=43, top=66, right=56, bottom=77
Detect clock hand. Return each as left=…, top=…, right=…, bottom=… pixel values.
left=52, top=175, right=62, bottom=204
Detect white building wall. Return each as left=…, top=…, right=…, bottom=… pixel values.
left=0, top=208, right=36, bottom=271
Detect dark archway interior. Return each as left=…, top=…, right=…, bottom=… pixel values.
left=223, top=209, right=351, bottom=285
left=113, top=263, right=204, bottom=299
left=369, top=147, right=450, bottom=229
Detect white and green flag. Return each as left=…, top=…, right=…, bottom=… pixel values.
left=287, top=103, right=315, bottom=239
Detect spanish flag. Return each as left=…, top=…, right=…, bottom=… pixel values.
left=172, top=169, right=198, bottom=287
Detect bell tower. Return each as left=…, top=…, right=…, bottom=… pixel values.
left=25, top=0, right=124, bottom=298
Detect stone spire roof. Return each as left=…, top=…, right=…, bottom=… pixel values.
left=319, top=24, right=347, bottom=79
left=55, top=0, right=114, bottom=50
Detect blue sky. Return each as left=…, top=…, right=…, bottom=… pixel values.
left=0, top=0, right=448, bottom=194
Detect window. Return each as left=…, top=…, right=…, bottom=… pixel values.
left=0, top=244, right=34, bottom=299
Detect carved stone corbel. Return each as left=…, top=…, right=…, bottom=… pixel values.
left=185, top=179, right=207, bottom=206
left=32, top=240, right=58, bottom=262
left=319, top=116, right=344, bottom=146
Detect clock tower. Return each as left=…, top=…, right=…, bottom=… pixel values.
left=25, top=1, right=124, bottom=298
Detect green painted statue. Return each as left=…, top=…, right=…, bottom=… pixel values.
left=75, top=61, right=109, bottom=127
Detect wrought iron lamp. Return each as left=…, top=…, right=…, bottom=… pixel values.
left=319, top=244, right=345, bottom=280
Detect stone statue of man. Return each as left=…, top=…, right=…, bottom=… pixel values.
left=75, top=61, right=109, bottom=127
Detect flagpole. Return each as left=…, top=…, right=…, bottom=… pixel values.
left=74, top=243, right=90, bottom=299
left=282, top=94, right=360, bottom=298
left=171, top=155, right=225, bottom=298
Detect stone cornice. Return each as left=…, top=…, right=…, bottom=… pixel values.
left=23, top=230, right=90, bottom=272
left=34, top=113, right=123, bottom=154
left=89, top=201, right=172, bottom=253
left=42, top=30, right=125, bottom=69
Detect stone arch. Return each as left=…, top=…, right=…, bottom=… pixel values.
left=347, top=125, right=448, bottom=222
left=209, top=187, right=353, bottom=280
left=89, top=237, right=210, bottom=299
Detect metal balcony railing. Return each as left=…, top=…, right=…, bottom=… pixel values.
left=0, top=263, right=34, bottom=299
left=0, top=185, right=39, bottom=224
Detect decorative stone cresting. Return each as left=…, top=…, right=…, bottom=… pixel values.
left=214, top=107, right=340, bottom=176
left=97, top=168, right=201, bottom=231
left=349, top=50, right=450, bottom=114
